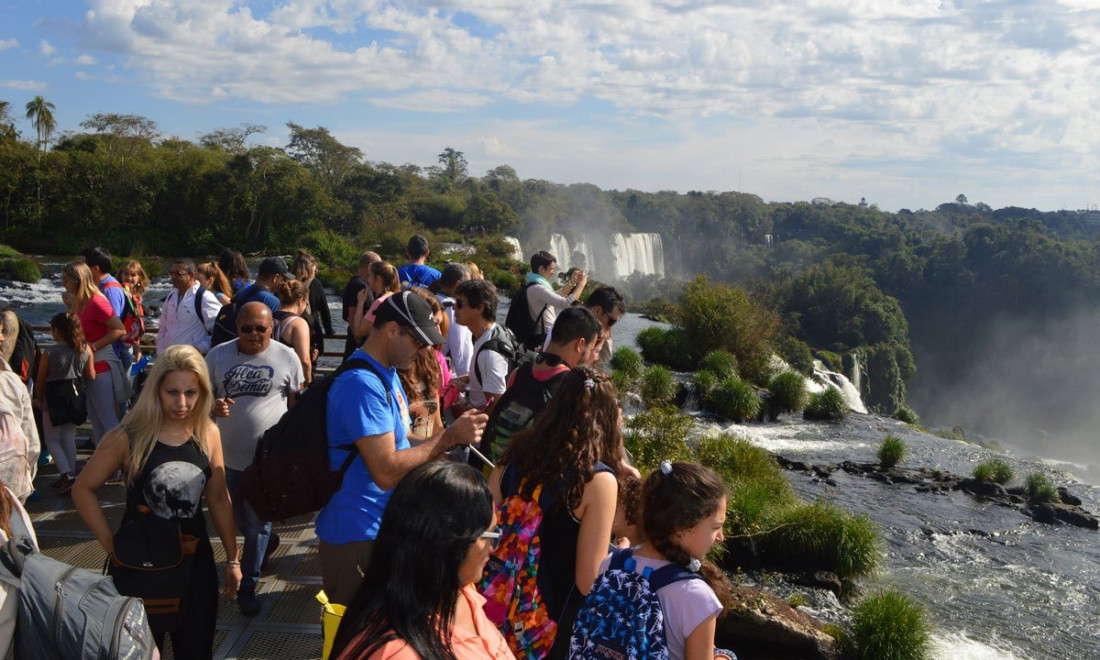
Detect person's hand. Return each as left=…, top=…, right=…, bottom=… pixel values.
left=213, top=397, right=234, bottom=417
left=445, top=409, right=489, bottom=448
left=310, top=347, right=320, bottom=361
left=357, top=288, right=369, bottom=306
left=615, top=536, right=632, bottom=549
left=224, top=564, right=242, bottom=598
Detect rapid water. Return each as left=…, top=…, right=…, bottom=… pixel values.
left=710, top=414, right=1100, bottom=659
left=546, top=232, right=665, bottom=279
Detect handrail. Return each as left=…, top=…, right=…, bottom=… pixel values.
left=30, top=325, right=352, bottom=359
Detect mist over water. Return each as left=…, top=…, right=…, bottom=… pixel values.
left=909, top=308, right=1100, bottom=475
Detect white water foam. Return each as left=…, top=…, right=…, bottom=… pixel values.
left=930, top=630, right=1027, bottom=660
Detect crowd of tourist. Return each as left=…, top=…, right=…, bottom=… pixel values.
left=0, top=235, right=739, bottom=660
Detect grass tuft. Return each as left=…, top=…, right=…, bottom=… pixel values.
left=1025, top=472, right=1059, bottom=503
left=713, top=376, right=761, bottom=423
left=803, top=387, right=848, bottom=422
left=894, top=405, right=920, bottom=425
left=623, top=407, right=695, bottom=475
left=760, top=500, right=879, bottom=579
left=768, top=370, right=809, bottom=415
left=702, top=350, right=739, bottom=380
left=878, top=435, right=906, bottom=469
left=640, top=365, right=678, bottom=409
left=610, top=347, right=645, bottom=382
left=843, top=589, right=932, bottom=660
left=972, top=459, right=1014, bottom=485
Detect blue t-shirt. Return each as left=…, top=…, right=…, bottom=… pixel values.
left=99, top=274, right=128, bottom=356
left=315, top=350, right=411, bottom=544
left=397, top=263, right=441, bottom=289
left=238, top=283, right=281, bottom=313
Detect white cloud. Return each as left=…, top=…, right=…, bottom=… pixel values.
left=69, top=0, right=1100, bottom=209
left=0, top=79, right=48, bottom=91
left=0, top=38, right=17, bottom=51
left=39, top=40, right=55, bottom=56
left=75, top=54, right=97, bottom=65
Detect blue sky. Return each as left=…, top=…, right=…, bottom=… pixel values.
left=2, top=0, right=1099, bottom=212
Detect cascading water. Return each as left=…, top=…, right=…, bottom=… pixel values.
left=549, top=233, right=572, bottom=271
left=809, top=360, right=868, bottom=414
left=503, top=237, right=523, bottom=262
left=610, top=233, right=665, bottom=279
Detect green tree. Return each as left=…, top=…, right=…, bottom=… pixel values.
left=285, top=122, right=362, bottom=192
left=436, top=147, right=468, bottom=192
left=24, top=95, right=56, bottom=154
left=199, top=123, right=266, bottom=155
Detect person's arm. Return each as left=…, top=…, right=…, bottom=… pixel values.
left=683, top=614, right=720, bottom=660
left=312, top=279, right=334, bottom=335
left=202, top=422, right=243, bottom=597
left=201, top=291, right=223, bottom=333
left=352, top=289, right=373, bottom=340
left=83, top=345, right=97, bottom=381
left=72, top=427, right=129, bottom=554
left=488, top=465, right=504, bottom=506
left=33, top=350, right=49, bottom=409
left=288, top=318, right=312, bottom=384
left=357, top=409, right=487, bottom=491
left=573, top=470, right=618, bottom=595
left=92, top=316, right=126, bottom=351
left=527, top=280, right=578, bottom=312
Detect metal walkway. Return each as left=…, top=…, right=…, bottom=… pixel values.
left=27, top=447, right=327, bottom=660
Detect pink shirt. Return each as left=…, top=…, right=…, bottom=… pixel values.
left=343, top=585, right=516, bottom=660
left=77, top=294, right=115, bottom=374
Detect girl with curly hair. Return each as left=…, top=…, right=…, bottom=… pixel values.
left=486, top=365, right=621, bottom=658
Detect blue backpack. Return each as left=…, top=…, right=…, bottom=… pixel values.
left=568, top=548, right=701, bottom=660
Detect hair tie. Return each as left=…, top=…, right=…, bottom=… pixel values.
left=583, top=378, right=596, bottom=389
left=687, top=558, right=702, bottom=573
left=659, top=460, right=673, bottom=475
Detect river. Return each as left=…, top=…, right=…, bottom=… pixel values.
left=2, top=269, right=1094, bottom=658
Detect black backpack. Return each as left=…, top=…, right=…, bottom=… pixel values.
left=504, top=282, right=549, bottom=350
left=478, top=360, right=569, bottom=465
left=210, top=283, right=264, bottom=348
left=0, top=306, right=37, bottom=384
left=473, top=325, right=529, bottom=387
left=243, top=358, right=391, bottom=522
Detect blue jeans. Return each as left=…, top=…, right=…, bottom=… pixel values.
left=224, top=469, right=272, bottom=594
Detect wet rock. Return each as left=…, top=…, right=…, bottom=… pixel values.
left=716, top=586, right=838, bottom=660
left=824, top=478, right=839, bottom=488
left=1031, top=503, right=1057, bottom=524
left=959, top=479, right=1007, bottom=498
left=1059, top=487, right=1083, bottom=506
left=791, top=571, right=842, bottom=596
left=1051, top=503, right=1100, bottom=529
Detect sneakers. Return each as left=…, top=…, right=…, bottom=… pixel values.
left=261, top=533, right=280, bottom=573
left=57, top=473, right=74, bottom=496
left=237, top=589, right=261, bottom=616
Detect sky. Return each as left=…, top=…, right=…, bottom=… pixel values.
left=2, top=0, right=1099, bottom=213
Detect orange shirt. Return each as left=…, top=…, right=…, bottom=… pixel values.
left=342, top=585, right=515, bottom=660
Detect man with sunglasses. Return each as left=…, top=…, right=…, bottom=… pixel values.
left=541, top=286, right=626, bottom=365
left=316, top=291, right=488, bottom=606
left=206, top=302, right=304, bottom=615
left=156, top=258, right=224, bottom=355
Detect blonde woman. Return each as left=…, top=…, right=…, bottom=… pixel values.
left=197, top=261, right=233, bottom=306
left=62, top=261, right=127, bottom=445
left=72, top=345, right=240, bottom=659
left=273, top=280, right=314, bottom=384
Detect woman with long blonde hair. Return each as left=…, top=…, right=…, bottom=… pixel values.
left=72, top=345, right=240, bottom=659
left=62, top=261, right=127, bottom=446
left=197, top=261, right=233, bottom=306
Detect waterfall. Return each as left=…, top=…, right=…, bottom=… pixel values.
left=808, top=360, right=869, bottom=414
left=549, top=234, right=572, bottom=271
left=503, top=237, right=523, bottom=262
left=610, top=233, right=665, bottom=279
left=574, top=236, right=595, bottom=272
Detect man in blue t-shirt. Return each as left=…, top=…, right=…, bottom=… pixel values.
left=315, top=290, right=488, bottom=605
left=396, top=235, right=441, bottom=289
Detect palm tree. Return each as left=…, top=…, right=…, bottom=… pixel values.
left=25, top=95, right=57, bottom=153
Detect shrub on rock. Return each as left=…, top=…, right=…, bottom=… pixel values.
left=610, top=347, right=644, bottom=382
left=1026, top=472, right=1059, bottom=503
left=804, top=387, right=848, bottom=422
left=878, top=435, right=906, bottom=469
left=714, top=376, right=761, bottom=423
left=769, top=371, right=809, bottom=415
left=842, top=589, right=932, bottom=660
left=641, top=365, right=677, bottom=408
left=972, top=459, right=1014, bottom=485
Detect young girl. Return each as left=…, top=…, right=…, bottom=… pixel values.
left=273, top=280, right=314, bottom=385
left=197, top=261, right=233, bottom=305
left=34, top=313, right=96, bottom=494
left=352, top=262, right=401, bottom=340
left=483, top=366, right=621, bottom=658
left=71, top=345, right=241, bottom=658
left=117, top=260, right=149, bottom=373
left=591, top=461, right=734, bottom=660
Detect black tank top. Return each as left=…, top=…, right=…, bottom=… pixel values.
left=125, top=438, right=211, bottom=539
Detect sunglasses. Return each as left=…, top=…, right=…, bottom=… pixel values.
left=481, top=525, right=502, bottom=550
left=170, top=270, right=190, bottom=277
left=239, top=325, right=269, bottom=334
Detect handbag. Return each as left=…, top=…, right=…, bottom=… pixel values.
left=44, top=378, right=87, bottom=426
left=107, top=505, right=199, bottom=631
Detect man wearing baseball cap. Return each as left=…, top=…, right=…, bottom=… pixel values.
left=314, top=290, right=489, bottom=605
